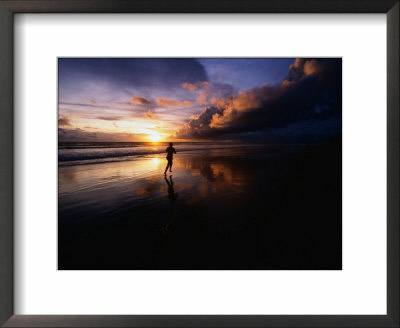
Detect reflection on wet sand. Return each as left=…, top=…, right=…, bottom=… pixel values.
left=165, top=175, right=178, bottom=204
left=59, top=144, right=342, bottom=270
left=58, top=152, right=261, bottom=228
left=161, top=175, right=178, bottom=233
left=59, top=155, right=164, bottom=195
left=177, top=156, right=252, bottom=185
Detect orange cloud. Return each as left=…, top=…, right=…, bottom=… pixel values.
left=201, top=81, right=213, bottom=89
left=303, top=59, right=324, bottom=76
left=281, top=80, right=294, bottom=88
left=182, top=82, right=198, bottom=91
left=287, top=58, right=330, bottom=82
left=131, top=95, right=154, bottom=106
left=196, top=90, right=210, bottom=105
left=156, top=97, right=192, bottom=107
left=90, top=99, right=97, bottom=104
left=209, top=88, right=269, bottom=128
left=211, top=88, right=265, bottom=111
left=144, top=110, right=160, bottom=120
left=209, top=96, right=225, bottom=107
left=182, top=81, right=213, bottom=91
left=290, top=58, right=303, bottom=70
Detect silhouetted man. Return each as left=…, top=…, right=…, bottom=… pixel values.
left=164, top=142, right=176, bottom=175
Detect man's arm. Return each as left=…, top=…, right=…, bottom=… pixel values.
left=173, top=147, right=177, bottom=154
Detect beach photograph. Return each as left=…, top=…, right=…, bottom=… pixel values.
left=58, top=58, right=342, bottom=270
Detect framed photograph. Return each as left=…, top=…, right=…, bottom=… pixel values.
left=0, top=0, right=398, bottom=327
left=57, top=56, right=342, bottom=271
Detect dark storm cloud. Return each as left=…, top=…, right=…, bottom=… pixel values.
left=175, top=106, right=222, bottom=139
left=175, top=58, right=342, bottom=141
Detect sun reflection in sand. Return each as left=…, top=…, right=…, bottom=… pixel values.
left=59, top=153, right=254, bottom=204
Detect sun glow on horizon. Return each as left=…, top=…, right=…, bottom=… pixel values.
left=147, top=133, right=163, bottom=142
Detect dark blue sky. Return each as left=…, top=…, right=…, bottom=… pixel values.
left=199, top=58, right=294, bottom=91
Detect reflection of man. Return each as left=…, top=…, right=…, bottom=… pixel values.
left=162, top=175, right=178, bottom=233
left=165, top=175, right=178, bottom=205
left=164, top=142, right=177, bottom=175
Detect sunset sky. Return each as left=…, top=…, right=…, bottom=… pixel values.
left=58, top=58, right=342, bottom=142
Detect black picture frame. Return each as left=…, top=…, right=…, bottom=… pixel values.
left=0, top=1, right=398, bottom=327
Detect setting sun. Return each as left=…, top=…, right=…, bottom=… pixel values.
left=148, top=134, right=162, bottom=142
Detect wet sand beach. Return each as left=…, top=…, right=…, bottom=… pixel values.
left=58, top=143, right=341, bottom=270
